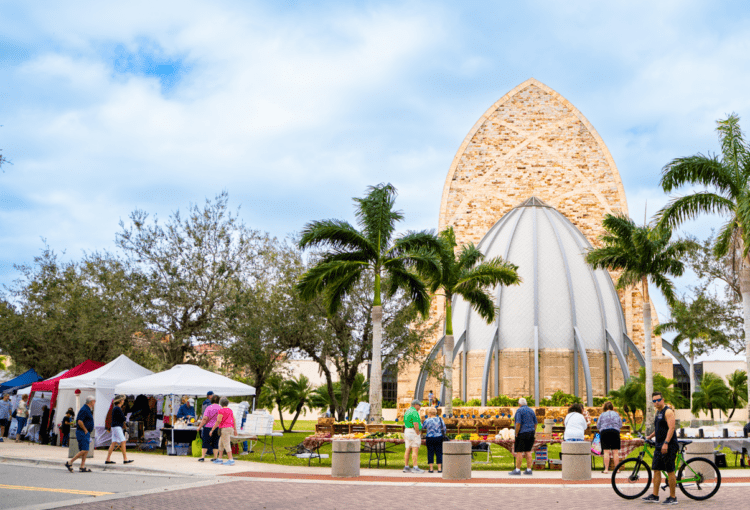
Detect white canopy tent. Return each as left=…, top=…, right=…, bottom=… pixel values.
left=57, top=355, right=153, bottom=446
left=115, top=364, right=255, bottom=455
left=115, top=364, right=255, bottom=397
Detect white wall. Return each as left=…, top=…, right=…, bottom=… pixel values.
left=269, top=407, right=398, bottom=424
left=701, top=360, right=746, bottom=384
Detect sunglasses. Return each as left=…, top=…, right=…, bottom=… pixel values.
left=652, top=398, right=663, bottom=403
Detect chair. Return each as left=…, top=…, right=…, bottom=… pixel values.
left=471, top=441, right=492, bottom=463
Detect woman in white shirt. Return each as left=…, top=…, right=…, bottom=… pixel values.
left=563, top=403, right=588, bottom=441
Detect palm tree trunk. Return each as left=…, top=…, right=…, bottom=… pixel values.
left=642, top=277, right=655, bottom=435
left=689, top=347, right=695, bottom=415
left=369, top=305, right=383, bottom=423
left=741, top=262, right=750, bottom=422
left=444, top=296, right=454, bottom=416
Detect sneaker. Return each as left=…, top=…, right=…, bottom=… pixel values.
left=223, top=460, right=235, bottom=465
left=523, top=469, right=533, bottom=475
left=403, top=466, right=412, bottom=473
left=508, top=469, right=521, bottom=475
left=662, top=497, right=678, bottom=505
left=212, top=459, right=223, bottom=463
left=642, top=495, right=660, bottom=503
left=0, top=438, right=4, bottom=442
left=411, top=467, right=425, bottom=474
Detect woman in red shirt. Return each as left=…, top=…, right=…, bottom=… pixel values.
left=210, top=397, right=237, bottom=465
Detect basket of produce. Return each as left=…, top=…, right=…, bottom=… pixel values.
left=386, top=424, right=404, bottom=434
left=366, top=424, right=386, bottom=433
left=318, top=417, right=334, bottom=425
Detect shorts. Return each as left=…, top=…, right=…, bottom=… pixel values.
left=404, top=428, right=421, bottom=449
left=600, top=429, right=621, bottom=451
left=111, top=426, right=127, bottom=444
left=76, top=430, right=91, bottom=452
left=219, top=428, right=232, bottom=454
left=652, top=443, right=678, bottom=473
left=514, top=432, right=535, bottom=453
left=0, top=418, right=8, bottom=430
left=202, top=427, right=219, bottom=453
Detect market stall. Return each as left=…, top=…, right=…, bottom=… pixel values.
left=57, top=355, right=154, bottom=446
left=114, top=364, right=255, bottom=455
left=0, top=369, right=42, bottom=395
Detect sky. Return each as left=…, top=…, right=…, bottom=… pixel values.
left=2, top=1, right=749, bottom=362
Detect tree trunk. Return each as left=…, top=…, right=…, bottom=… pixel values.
left=369, top=305, right=383, bottom=423
left=443, top=295, right=454, bottom=416
left=444, top=334, right=455, bottom=415
left=689, top=348, right=695, bottom=415
left=275, top=398, right=286, bottom=431
left=642, top=277, right=655, bottom=435
left=741, top=262, right=750, bottom=423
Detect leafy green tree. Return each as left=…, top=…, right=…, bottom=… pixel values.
left=0, top=247, right=146, bottom=377
left=726, top=369, right=748, bottom=420
left=654, top=290, right=729, bottom=411
left=282, top=375, right=314, bottom=432
left=421, top=227, right=520, bottom=414
left=260, top=374, right=289, bottom=431
left=116, top=192, right=264, bottom=366
left=608, top=368, right=685, bottom=432
left=657, top=114, right=750, bottom=420
left=297, top=183, right=439, bottom=422
left=691, top=372, right=731, bottom=420
left=587, top=214, right=690, bottom=432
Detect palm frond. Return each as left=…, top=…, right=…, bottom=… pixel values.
left=660, top=154, right=738, bottom=196
left=384, top=264, right=431, bottom=317
left=655, top=192, right=735, bottom=230
left=651, top=273, right=677, bottom=306
left=456, top=243, right=484, bottom=271
left=457, top=288, right=496, bottom=324
left=353, top=183, right=403, bottom=251
left=384, top=250, right=440, bottom=283
left=322, top=266, right=365, bottom=314
left=388, top=230, right=441, bottom=258
left=296, top=260, right=366, bottom=303
left=716, top=114, right=748, bottom=174
left=298, top=219, right=375, bottom=257
left=454, top=258, right=520, bottom=292
left=714, top=217, right=739, bottom=258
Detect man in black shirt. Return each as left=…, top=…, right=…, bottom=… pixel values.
left=643, top=391, right=678, bottom=504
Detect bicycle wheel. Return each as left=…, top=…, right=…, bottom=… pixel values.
left=611, top=458, right=652, bottom=499
left=677, top=457, right=721, bottom=500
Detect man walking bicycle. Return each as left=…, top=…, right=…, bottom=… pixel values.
left=643, top=392, right=678, bottom=505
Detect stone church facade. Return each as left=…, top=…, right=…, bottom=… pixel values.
left=398, top=78, right=672, bottom=404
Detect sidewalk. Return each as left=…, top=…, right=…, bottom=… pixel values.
left=2, top=442, right=749, bottom=484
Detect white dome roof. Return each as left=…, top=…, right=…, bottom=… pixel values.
left=452, top=197, right=626, bottom=353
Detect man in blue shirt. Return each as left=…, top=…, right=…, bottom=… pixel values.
left=65, top=396, right=95, bottom=472
left=509, top=397, right=538, bottom=475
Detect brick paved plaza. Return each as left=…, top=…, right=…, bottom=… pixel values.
left=56, top=479, right=745, bottom=509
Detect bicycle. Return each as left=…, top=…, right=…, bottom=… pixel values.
left=611, top=437, right=721, bottom=501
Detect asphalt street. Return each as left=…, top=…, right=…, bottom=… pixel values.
left=0, top=463, right=220, bottom=510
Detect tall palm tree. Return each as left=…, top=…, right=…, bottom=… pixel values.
left=587, top=214, right=690, bottom=432
left=654, top=292, right=728, bottom=412
left=297, top=183, right=439, bottom=423
left=423, top=227, right=520, bottom=414
left=657, top=114, right=750, bottom=420
left=692, top=372, right=731, bottom=421
left=726, top=369, right=748, bottom=420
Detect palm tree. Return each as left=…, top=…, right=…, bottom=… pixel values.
left=261, top=374, right=289, bottom=431
left=282, top=375, right=314, bottom=432
left=297, top=183, right=439, bottom=423
left=657, top=114, right=750, bottom=421
left=587, top=214, right=690, bottom=432
left=692, top=372, right=731, bottom=421
left=309, top=374, right=370, bottom=420
left=423, top=226, right=520, bottom=414
left=726, top=369, right=748, bottom=420
left=654, top=292, right=728, bottom=412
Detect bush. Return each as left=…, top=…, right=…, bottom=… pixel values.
left=466, top=398, right=482, bottom=406
left=382, top=400, right=396, bottom=409
left=592, top=397, right=608, bottom=407
left=452, top=398, right=466, bottom=407
left=487, top=395, right=518, bottom=406
left=545, top=390, right=582, bottom=407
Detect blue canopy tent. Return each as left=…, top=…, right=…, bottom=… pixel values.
left=0, top=369, right=42, bottom=394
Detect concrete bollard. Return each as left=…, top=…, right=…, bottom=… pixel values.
left=67, top=427, right=95, bottom=459
left=544, top=419, right=555, bottom=434
left=561, top=441, right=591, bottom=480
left=683, top=440, right=715, bottom=462
left=331, top=439, right=360, bottom=478
left=442, top=441, right=472, bottom=480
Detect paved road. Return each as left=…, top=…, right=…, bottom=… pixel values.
left=48, top=479, right=747, bottom=510
left=0, top=463, right=219, bottom=510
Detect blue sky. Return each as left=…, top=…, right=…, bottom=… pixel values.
left=2, top=1, right=750, bottom=360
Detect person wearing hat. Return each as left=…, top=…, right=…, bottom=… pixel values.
left=176, top=396, right=196, bottom=421
left=403, top=399, right=424, bottom=473
left=201, top=391, right=214, bottom=417
left=105, top=396, right=133, bottom=465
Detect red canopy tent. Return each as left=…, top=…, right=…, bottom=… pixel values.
left=30, top=360, right=105, bottom=412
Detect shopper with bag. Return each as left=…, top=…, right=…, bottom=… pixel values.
left=197, top=394, right=221, bottom=462
left=209, top=397, right=237, bottom=465
left=423, top=407, right=446, bottom=473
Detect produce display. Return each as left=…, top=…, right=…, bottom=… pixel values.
left=331, top=431, right=403, bottom=440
